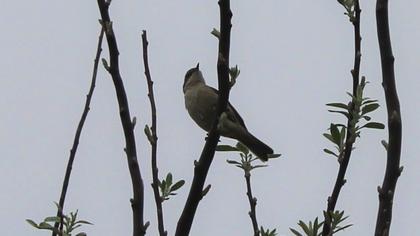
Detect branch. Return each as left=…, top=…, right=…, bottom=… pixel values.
left=96, top=1, right=146, bottom=235
left=322, top=1, right=361, bottom=235
left=374, top=0, right=402, bottom=235
left=141, top=31, right=166, bottom=236
left=175, top=0, right=232, bottom=235
left=245, top=172, right=260, bottom=236
left=51, top=27, right=104, bottom=236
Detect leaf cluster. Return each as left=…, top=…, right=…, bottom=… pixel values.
left=290, top=211, right=352, bottom=236
left=337, top=0, right=356, bottom=22
left=260, top=226, right=277, bottom=236
left=229, top=65, right=240, bottom=87
left=26, top=204, right=92, bottom=236
left=158, top=173, right=185, bottom=202
left=144, top=124, right=155, bottom=144
left=324, top=77, right=384, bottom=160
left=217, top=142, right=275, bottom=174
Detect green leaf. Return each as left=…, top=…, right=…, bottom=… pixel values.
left=216, top=145, right=239, bottom=152
left=328, top=110, right=349, bottom=118
left=170, top=180, right=185, bottom=192
left=298, top=221, right=310, bottom=235
left=44, top=216, right=60, bottom=223
left=362, top=99, right=378, bottom=105
left=75, top=233, right=87, bottom=236
left=75, top=220, right=93, bottom=225
left=330, top=124, right=341, bottom=146
left=211, top=28, right=220, bottom=39
left=38, top=222, right=54, bottom=230
left=101, top=58, right=110, bottom=71
left=166, top=173, right=173, bottom=187
left=144, top=125, right=153, bottom=143
left=226, top=159, right=241, bottom=165
left=229, top=65, right=240, bottom=80
left=290, top=228, right=303, bottom=236
left=236, top=142, right=249, bottom=155
left=361, top=103, right=379, bottom=115
left=324, top=149, right=338, bottom=157
left=326, top=103, right=348, bottom=110
left=363, top=122, right=385, bottom=129
left=26, top=219, right=39, bottom=228
left=252, top=164, right=268, bottom=169
left=323, top=133, right=335, bottom=144
left=161, top=180, right=166, bottom=189
left=333, top=224, right=353, bottom=233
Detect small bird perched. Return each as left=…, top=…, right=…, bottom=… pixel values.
left=183, top=63, right=274, bottom=161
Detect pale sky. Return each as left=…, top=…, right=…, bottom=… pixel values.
left=1, top=1, right=419, bottom=236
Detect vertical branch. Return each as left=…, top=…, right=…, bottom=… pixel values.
left=374, top=0, right=403, bottom=235
left=175, top=1, right=232, bottom=235
left=141, top=31, right=166, bottom=236
left=322, top=1, right=361, bottom=235
left=51, top=28, right=104, bottom=236
left=351, top=0, right=361, bottom=95
left=245, top=172, right=260, bottom=236
left=96, top=1, right=146, bottom=235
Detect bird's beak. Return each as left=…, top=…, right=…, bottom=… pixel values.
left=196, top=63, right=200, bottom=69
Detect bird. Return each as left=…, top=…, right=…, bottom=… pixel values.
left=183, top=63, right=274, bottom=161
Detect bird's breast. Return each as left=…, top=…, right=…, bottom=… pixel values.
left=184, top=86, right=217, bottom=131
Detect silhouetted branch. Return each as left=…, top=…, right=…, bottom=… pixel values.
left=96, top=0, right=146, bottom=235
left=175, top=1, right=232, bottom=235
left=322, top=1, right=361, bottom=235
left=51, top=27, right=104, bottom=236
left=374, top=0, right=402, bottom=235
left=141, top=30, right=166, bottom=236
left=245, top=172, right=260, bottom=236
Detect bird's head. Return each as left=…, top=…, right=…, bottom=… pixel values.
left=183, top=63, right=205, bottom=93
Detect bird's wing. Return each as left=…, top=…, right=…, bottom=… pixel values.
left=209, top=87, right=247, bottom=129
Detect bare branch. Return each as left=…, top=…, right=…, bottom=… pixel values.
left=96, top=1, right=146, bottom=235
left=141, top=30, right=166, bottom=236
left=51, top=28, right=104, bottom=236
left=374, top=0, right=402, bottom=235
left=175, top=1, right=232, bottom=235
left=245, top=172, right=260, bottom=236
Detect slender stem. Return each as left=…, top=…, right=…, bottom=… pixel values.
left=96, top=1, right=146, bottom=235
left=321, top=2, right=361, bottom=235
left=51, top=28, right=104, bottom=236
left=374, top=0, right=402, bottom=235
left=141, top=31, right=166, bottom=236
left=175, top=1, right=232, bottom=235
left=245, top=172, right=260, bottom=236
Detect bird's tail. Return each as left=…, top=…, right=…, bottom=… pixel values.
left=237, top=130, right=273, bottom=161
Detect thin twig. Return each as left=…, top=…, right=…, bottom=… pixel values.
left=175, top=1, right=232, bottom=235
left=96, top=1, right=146, bottom=235
left=321, top=1, right=361, bottom=235
left=374, top=0, right=402, bottom=235
left=141, top=31, right=166, bottom=236
left=245, top=172, right=260, bottom=236
left=51, top=28, right=104, bottom=236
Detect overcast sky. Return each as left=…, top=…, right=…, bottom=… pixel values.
left=1, top=1, right=419, bottom=236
